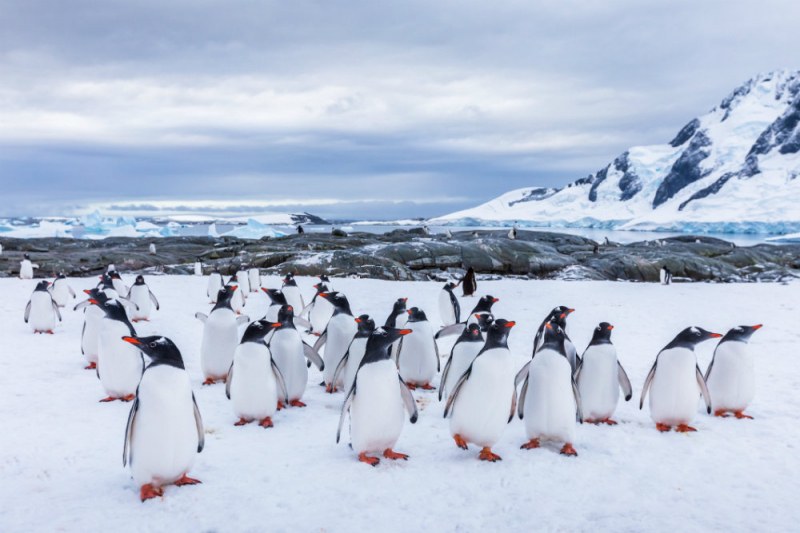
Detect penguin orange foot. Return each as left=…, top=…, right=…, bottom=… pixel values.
left=174, top=474, right=202, bottom=486
left=140, top=484, right=164, bottom=502
left=601, top=418, right=618, bottom=425
left=419, top=383, right=435, bottom=390
left=560, top=443, right=578, bottom=456
left=84, top=362, right=97, bottom=370
left=521, top=439, right=540, bottom=450
left=325, top=384, right=338, bottom=394
left=259, top=417, right=274, bottom=428
left=234, top=418, right=251, bottom=426
left=405, top=382, right=417, bottom=390
left=202, top=377, right=217, bottom=386
left=99, top=396, right=118, bottom=403
left=383, top=449, right=409, bottom=461
left=290, top=400, right=307, bottom=408
left=453, top=434, right=469, bottom=450
left=478, top=447, right=502, bottom=462
left=358, top=452, right=380, bottom=467
left=656, top=423, right=671, bottom=432
left=121, top=394, right=135, bottom=402
left=276, top=401, right=285, bottom=410
left=734, top=411, right=753, bottom=420
left=675, top=424, right=697, bottom=433
left=714, top=410, right=730, bottom=417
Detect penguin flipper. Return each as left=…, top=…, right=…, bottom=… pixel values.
left=336, top=383, right=356, bottom=444
left=617, top=361, right=633, bottom=401
left=236, top=315, right=250, bottom=325
left=312, top=330, right=328, bottom=353
left=572, top=377, right=584, bottom=423
left=225, top=362, right=234, bottom=399
left=24, top=300, right=31, bottom=323
left=450, top=292, right=461, bottom=324
left=395, top=337, right=405, bottom=368
left=433, top=335, right=441, bottom=373
left=52, top=301, right=62, bottom=322
left=302, top=341, right=325, bottom=371
left=704, top=354, right=715, bottom=382
left=123, top=396, right=139, bottom=467
left=435, top=323, right=465, bottom=339
left=192, top=393, right=205, bottom=453
left=695, top=365, right=712, bottom=414
left=331, top=351, right=349, bottom=387
left=517, top=375, right=529, bottom=419
left=68, top=285, right=76, bottom=298
left=398, top=377, right=418, bottom=423
left=148, top=290, right=160, bottom=310
left=74, top=299, right=91, bottom=311
left=508, top=388, right=517, bottom=423
left=272, top=359, right=289, bottom=404
left=443, top=367, right=472, bottom=419
left=439, top=355, right=454, bottom=401
left=639, top=360, right=658, bottom=410
left=195, top=312, right=208, bottom=323
left=514, top=361, right=531, bottom=388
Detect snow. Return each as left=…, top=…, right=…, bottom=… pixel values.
left=1, top=275, right=798, bottom=531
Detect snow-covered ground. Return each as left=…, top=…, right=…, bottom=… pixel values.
left=1, top=275, right=798, bottom=532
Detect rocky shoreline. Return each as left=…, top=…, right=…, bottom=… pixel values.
left=2, top=229, right=798, bottom=282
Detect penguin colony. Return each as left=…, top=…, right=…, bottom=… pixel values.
left=19, top=265, right=763, bottom=502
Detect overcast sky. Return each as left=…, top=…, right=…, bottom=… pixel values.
left=1, top=0, right=799, bottom=219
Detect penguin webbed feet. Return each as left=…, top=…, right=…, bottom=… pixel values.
left=140, top=484, right=164, bottom=502
left=289, top=400, right=307, bottom=408
left=325, top=384, right=338, bottom=394
left=734, top=411, right=753, bottom=420
left=358, top=452, right=380, bottom=467
left=478, top=447, right=502, bottom=462
left=453, top=434, right=469, bottom=450
left=383, top=449, right=409, bottom=461
left=84, top=362, right=97, bottom=370
left=675, top=424, right=697, bottom=433
left=520, top=439, right=540, bottom=450
left=655, top=423, right=671, bottom=432
left=259, top=417, right=274, bottom=428
left=234, top=418, right=252, bottom=426
left=174, top=474, right=202, bottom=486
left=559, top=443, right=578, bottom=457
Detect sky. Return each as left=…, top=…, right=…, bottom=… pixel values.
left=1, top=0, right=799, bottom=220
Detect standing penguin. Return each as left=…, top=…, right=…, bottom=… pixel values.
left=461, top=267, right=477, bottom=297
left=439, top=323, right=484, bottom=401
left=281, top=273, right=305, bottom=314
left=303, top=282, right=334, bottom=334
left=207, top=270, right=223, bottom=303
left=435, top=295, right=499, bottom=339
left=195, top=286, right=250, bottom=385
left=93, top=299, right=143, bottom=402
left=24, top=280, right=62, bottom=334
left=384, top=297, right=408, bottom=361
left=705, top=325, right=763, bottom=419
left=75, top=289, right=108, bottom=369
left=109, top=271, right=129, bottom=297
left=226, top=320, right=288, bottom=427
left=640, top=327, right=719, bottom=432
left=313, top=291, right=358, bottom=393
left=267, top=305, right=325, bottom=408
left=444, top=319, right=517, bottom=462
left=121, top=335, right=204, bottom=502
left=336, top=327, right=418, bottom=466
left=236, top=269, right=251, bottom=298
left=319, top=274, right=333, bottom=291
left=194, top=257, right=203, bottom=276
left=396, top=308, right=440, bottom=390
left=49, top=273, right=76, bottom=308
left=660, top=266, right=672, bottom=285
left=574, top=322, right=632, bottom=425
left=262, top=288, right=289, bottom=322
left=438, top=282, right=461, bottom=327
left=226, top=277, right=246, bottom=315
left=532, top=306, right=578, bottom=373
left=332, top=314, right=376, bottom=394
left=19, top=253, right=39, bottom=279
left=127, top=275, right=160, bottom=322
left=517, top=321, right=583, bottom=455
left=248, top=267, right=261, bottom=292
left=148, top=243, right=157, bottom=255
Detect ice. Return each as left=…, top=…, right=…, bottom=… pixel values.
left=224, top=218, right=287, bottom=239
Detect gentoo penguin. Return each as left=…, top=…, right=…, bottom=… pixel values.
left=148, top=243, right=157, bottom=255
left=532, top=306, right=578, bottom=373
left=384, top=297, right=408, bottom=359
left=281, top=273, right=305, bottom=315
left=109, top=271, right=129, bottom=297
left=93, top=299, right=143, bottom=402
left=705, top=324, right=763, bottom=419
left=508, top=226, right=517, bottom=240
left=19, top=253, right=39, bottom=279
left=444, top=319, right=517, bottom=462
left=195, top=286, right=250, bottom=385
left=262, top=288, right=289, bottom=322
left=24, top=280, right=62, bottom=334
left=207, top=270, right=223, bottom=303
left=49, top=273, right=76, bottom=307
left=302, top=282, right=334, bottom=334
left=439, top=323, right=484, bottom=401
left=236, top=269, right=251, bottom=298
left=313, top=291, right=358, bottom=393
left=574, top=323, right=632, bottom=424
left=75, top=289, right=108, bottom=369
left=434, top=295, right=499, bottom=339
left=396, top=308, right=440, bottom=390
left=438, top=282, right=461, bottom=327
left=267, top=305, right=325, bottom=407
left=660, top=266, right=672, bottom=285
left=194, top=258, right=203, bottom=276
left=120, top=335, right=204, bottom=502
left=226, top=320, right=288, bottom=427
left=248, top=267, right=261, bottom=292
left=127, top=275, right=160, bottom=322
left=226, top=277, right=246, bottom=315
left=336, top=327, right=418, bottom=466
left=517, top=321, right=583, bottom=455
left=319, top=274, right=332, bottom=290
left=461, top=267, right=477, bottom=297
left=639, top=327, right=719, bottom=432
left=332, top=314, right=376, bottom=394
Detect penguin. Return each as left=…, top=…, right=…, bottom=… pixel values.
left=532, top=306, right=578, bottom=373
left=248, top=267, right=261, bottom=292
left=312, top=291, right=358, bottom=392
left=24, top=280, right=62, bottom=334
left=660, top=266, right=672, bottom=285
left=332, top=314, right=376, bottom=394
left=444, top=319, right=517, bottom=462
left=281, top=273, right=306, bottom=315
left=384, top=297, right=408, bottom=359
left=120, top=335, right=204, bottom=502
left=336, top=327, right=418, bottom=466
left=75, top=289, right=108, bottom=369
left=109, top=271, right=129, bottom=297
left=127, top=275, right=160, bottom=322
left=302, top=282, right=334, bottom=334
left=226, top=277, right=246, bottom=315
left=639, top=327, right=719, bottom=432
left=319, top=274, right=332, bottom=291
left=508, top=226, right=517, bottom=240
left=439, top=323, right=483, bottom=401
left=438, top=282, right=461, bottom=327
left=225, top=320, right=288, bottom=427
left=461, top=267, right=477, bottom=297
left=19, top=253, right=39, bottom=280
left=267, top=305, right=325, bottom=407
left=194, top=258, right=203, bottom=276
left=207, top=270, right=223, bottom=303
left=148, top=243, right=157, bottom=255
left=92, top=299, right=143, bottom=402
left=705, top=324, right=763, bottom=419
left=236, top=269, right=251, bottom=298
left=396, top=308, right=440, bottom=390
left=262, top=288, right=289, bottom=322
left=434, top=295, right=499, bottom=339
left=195, top=286, right=250, bottom=385
left=574, top=322, right=632, bottom=425
left=49, top=273, right=76, bottom=308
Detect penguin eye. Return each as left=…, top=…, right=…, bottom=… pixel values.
left=256, top=323, right=263, bottom=329
left=149, top=342, right=157, bottom=348
left=596, top=327, right=601, bottom=332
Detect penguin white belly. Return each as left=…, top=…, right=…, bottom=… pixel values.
left=565, top=339, right=578, bottom=373
left=265, top=304, right=280, bottom=322
left=112, top=279, right=128, bottom=296
left=200, top=309, right=239, bottom=379
left=20, top=260, right=34, bottom=279
left=322, top=315, right=358, bottom=387
left=438, top=291, right=456, bottom=326
left=283, top=286, right=305, bottom=314
left=449, top=350, right=514, bottom=447
left=398, top=322, right=438, bottom=385
left=230, top=289, right=245, bottom=314
left=443, top=342, right=482, bottom=398
left=707, top=342, right=754, bottom=412
left=524, top=351, right=576, bottom=442
left=98, top=321, right=142, bottom=397
left=343, top=337, right=369, bottom=393
left=577, top=345, right=619, bottom=420
left=230, top=343, right=278, bottom=419
left=130, top=366, right=198, bottom=487
left=649, top=348, right=700, bottom=425
left=82, top=306, right=104, bottom=363
left=310, top=298, right=334, bottom=334
left=270, top=329, right=308, bottom=401
left=194, top=262, right=202, bottom=276
left=207, top=274, right=222, bottom=302
left=128, top=285, right=152, bottom=320
left=28, top=292, right=55, bottom=332
left=50, top=281, right=71, bottom=307
left=350, top=361, right=405, bottom=454
left=236, top=272, right=250, bottom=297
left=248, top=269, right=261, bottom=292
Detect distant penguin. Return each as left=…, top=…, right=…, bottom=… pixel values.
left=268, top=305, right=325, bottom=407
left=660, top=266, right=672, bottom=285
left=262, top=288, right=289, bottom=322
left=532, top=306, right=578, bottom=373
left=397, top=308, right=440, bottom=390
left=195, top=286, right=250, bottom=385
left=226, top=320, right=288, bottom=427
left=93, top=299, right=143, bottom=402
left=121, top=335, right=204, bottom=502
left=194, top=258, right=203, bottom=276
left=19, top=253, right=39, bottom=279
left=226, top=277, right=246, bottom=315
left=148, top=243, right=157, bottom=255
left=332, top=314, right=376, bottom=394
left=336, top=327, right=418, bottom=466
left=445, top=229, right=453, bottom=239
left=281, top=273, right=305, bottom=314
left=248, top=267, right=261, bottom=292
left=435, top=295, right=498, bottom=339
left=574, top=323, right=632, bottom=425
left=640, top=327, right=719, bottom=432
left=49, top=273, right=76, bottom=308
left=304, top=282, right=334, bottom=334
left=439, top=323, right=483, bottom=400
left=705, top=324, right=763, bottom=419
left=236, top=270, right=250, bottom=299
left=438, top=282, right=461, bottom=327
left=313, top=291, right=358, bottom=392
left=24, top=280, right=61, bottom=334
left=127, top=275, right=160, bottom=322
left=319, top=274, right=332, bottom=291
left=384, top=297, right=408, bottom=360
left=517, top=320, right=582, bottom=456
left=508, top=226, right=517, bottom=240
left=207, top=270, right=223, bottom=303
left=109, top=271, right=129, bottom=296
left=461, top=267, right=477, bottom=297
left=75, top=289, right=107, bottom=369
left=444, top=319, right=517, bottom=462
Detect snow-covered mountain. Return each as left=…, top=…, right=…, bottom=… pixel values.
left=434, top=70, right=800, bottom=234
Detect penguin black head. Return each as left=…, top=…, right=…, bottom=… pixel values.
left=472, top=295, right=499, bottom=314
left=320, top=275, right=330, bottom=283
left=23, top=253, right=31, bottom=260
left=456, top=323, right=484, bottom=344
left=406, top=307, right=428, bottom=322
left=214, top=285, right=237, bottom=309
left=665, top=327, right=723, bottom=350
left=84, top=288, right=111, bottom=304
left=548, top=306, right=575, bottom=329
left=276, top=304, right=296, bottom=324
left=538, top=320, right=567, bottom=356
left=133, top=275, right=145, bottom=285
left=719, top=324, right=763, bottom=344
left=313, top=282, right=329, bottom=294
left=91, top=298, right=133, bottom=324
left=475, top=313, right=494, bottom=332
left=109, top=271, right=122, bottom=280
left=262, top=288, right=288, bottom=306
left=443, top=282, right=457, bottom=292
left=55, top=272, right=66, bottom=280
left=355, top=314, right=376, bottom=336
left=282, top=273, right=298, bottom=287
left=241, top=319, right=280, bottom=344
left=482, top=318, right=515, bottom=352
left=361, top=327, right=413, bottom=365
left=98, top=273, right=115, bottom=290
left=122, top=335, right=184, bottom=369
left=34, top=280, right=50, bottom=292
left=589, top=322, right=614, bottom=346
left=318, top=291, right=352, bottom=315
left=392, top=297, right=408, bottom=314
